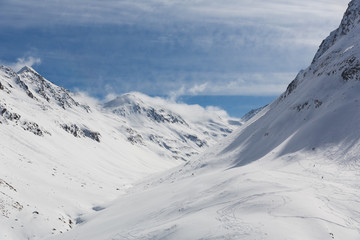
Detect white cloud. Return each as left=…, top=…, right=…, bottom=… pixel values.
left=8, top=56, right=41, bottom=72
left=159, top=98, right=230, bottom=122
left=213, top=72, right=296, bottom=96
left=1, top=0, right=348, bottom=29
left=104, top=93, right=118, bottom=102
left=189, top=82, right=208, bottom=95
left=72, top=90, right=101, bottom=106
left=0, top=0, right=351, bottom=98
left=167, top=83, right=209, bottom=102
left=169, top=86, right=185, bottom=102
left=0, top=1, right=349, bottom=52
left=165, top=72, right=295, bottom=98
left=169, top=103, right=230, bottom=123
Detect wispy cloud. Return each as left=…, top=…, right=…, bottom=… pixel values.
left=4, top=56, right=41, bottom=72
left=0, top=0, right=351, bottom=98
left=166, top=72, right=294, bottom=99
left=169, top=86, right=186, bottom=102
left=1, top=0, right=349, bottom=54
left=189, top=83, right=208, bottom=95
left=1, top=0, right=348, bottom=26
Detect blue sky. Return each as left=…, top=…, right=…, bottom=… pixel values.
left=0, top=0, right=349, bottom=117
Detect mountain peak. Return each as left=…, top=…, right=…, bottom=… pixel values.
left=103, top=92, right=145, bottom=108
left=313, top=0, right=360, bottom=62
left=339, top=0, right=360, bottom=35
left=17, top=65, right=37, bottom=74
left=14, top=66, right=91, bottom=111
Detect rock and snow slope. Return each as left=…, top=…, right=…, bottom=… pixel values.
left=103, top=92, right=239, bottom=162
left=0, top=66, right=238, bottom=239
left=51, top=1, right=360, bottom=239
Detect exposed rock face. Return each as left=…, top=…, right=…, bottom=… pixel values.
left=184, top=134, right=208, bottom=148
left=61, top=123, right=101, bottom=142
left=313, top=0, right=360, bottom=63
left=106, top=94, right=187, bottom=125
left=60, top=124, right=84, bottom=138
left=17, top=66, right=90, bottom=111
left=281, top=70, right=305, bottom=99
left=0, top=103, right=49, bottom=136
left=82, top=129, right=101, bottom=142
left=21, top=121, right=46, bottom=136
left=281, top=0, right=360, bottom=104
left=341, top=60, right=360, bottom=81
left=146, top=107, right=187, bottom=125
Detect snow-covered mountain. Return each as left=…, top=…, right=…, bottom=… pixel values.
left=0, top=66, right=239, bottom=239
left=103, top=92, right=239, bottom=162
left=51, top=1, right=360, bottom=239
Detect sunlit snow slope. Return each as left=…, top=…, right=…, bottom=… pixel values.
left=0, top=66, right=238, bottom=239
left=52, top=1, right=360, bottom=239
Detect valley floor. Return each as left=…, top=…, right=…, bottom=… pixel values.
left=49, top=150, right=360, bottom=240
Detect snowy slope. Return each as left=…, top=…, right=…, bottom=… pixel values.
left=240, top=105, right=266, bottom=122
left=0, top=66, right=238, bottom=239
left=51, top=1, right=360, bottom=239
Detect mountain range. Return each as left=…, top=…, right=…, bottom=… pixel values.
left=3, top=0, right=360, bottom=239
left=0, top=65, right=240, bottom=239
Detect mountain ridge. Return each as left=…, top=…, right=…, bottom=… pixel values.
left=313, top=0, right=360, bottom=62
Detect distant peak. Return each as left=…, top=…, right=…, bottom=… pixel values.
left=116, top=92, right=145, bottom=102
left=17, top=65, right=37, bottom=74
left=104, top=92, right=146, bottom=108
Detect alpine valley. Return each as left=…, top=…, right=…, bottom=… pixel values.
left=3, top=0, right=360, bottom=239
left=0, top=65, right=240, bottom=239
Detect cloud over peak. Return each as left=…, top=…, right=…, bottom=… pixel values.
left=4, top=56, right=41, bottom=72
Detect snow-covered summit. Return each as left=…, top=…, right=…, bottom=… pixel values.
left=104, top=92, right=187, bottom=124
left=16, top=66, right=90, bottom=111
left=104, top=92, right=145, bottom=108
left=17, top=65, right=37, bottom=74
left=313, top=0, right=360, bottom=62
